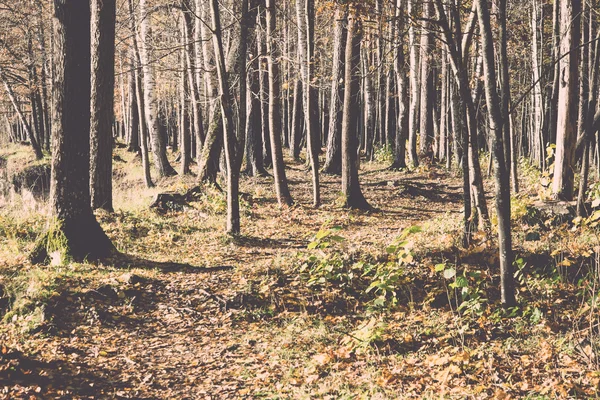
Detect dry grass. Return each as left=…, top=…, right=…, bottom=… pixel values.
left=1, top=146, right=600, bottom=398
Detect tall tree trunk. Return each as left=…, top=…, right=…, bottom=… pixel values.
left=129, top=0, right=153, bottom=188
left=475, top=0, right=515, bottom=307
left=244, top=42, right=268, bottom=177
left=265, top=0, right=293, bottom=206
left=322, top=8, right=347, bottom=175
left=139, top=0, right=177, bottom=177
left=182, top=0, right=205, bottom=154
left=391, top=0, right=408, bottom=169
left=179, top=16, right=191, bottom=175
left=341, top=11, right=370, bottom=210
left=210, top=0, right=244, bottom=234
left=32, top=0, right=115, bottom=264
left=90, top=0, right=116, bottom=212
left=418, top=0, right=434, bottom=157
left=304, top=0, right=320, bottom=207
left=408, top=0, right=420, bottom=167
left=552, top=0, right=581, bottom=200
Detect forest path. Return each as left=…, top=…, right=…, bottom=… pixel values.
left=3, top=160, right=468, bottom=398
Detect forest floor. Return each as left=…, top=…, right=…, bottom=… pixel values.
left=1, top=144, right=600, bottom=399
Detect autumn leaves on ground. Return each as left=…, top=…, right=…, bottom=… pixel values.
left=0, top=145, right=598, bottom=399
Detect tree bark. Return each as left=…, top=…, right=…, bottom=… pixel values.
left=552, top=0, right=581, bottom=200
left=341, top=11, right=370, bottom=210
left=265, top=0, right=293, bottom=206
left=32, top=0, right=115, bottom=264
left=475, top=0, right=515, bottom=307
left=139, top=0, right=177, bottom=178
left=322, top=8, right=347, bottom=175
left=129, top=0, right=154, bottom=188
left=90, top=0, right=116, bottom=212
left=407, top=0, right=420, bottom=167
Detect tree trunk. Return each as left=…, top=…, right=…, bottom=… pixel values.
left=90, top=0, right=116, bottom=212
left=32, top=0, right=115, bottom=264
left=0, top=69, right=44, bottom=160
left=179, top=16, right=191, bottom=175
left=265, top=0, right=293, bottom=206
left=322, top=8, right=347, bottom=175
left=552, top=0, right=581, bottom=200
left=139, top=0, right=177, bottom=177
left=129, top=0, right=153, bottom=188
left=475, top=0, right=515, bottom=307
left=408, top=0, right=420, bottom=167
left=341, top=11, right=370, bottom=210
left=304, top=0, right=320, bottom=207
left=418, top=0, right=434, bottom=157
left=391, top=0, right=408, bottom=170
left=210, top=0, right=243, bottom=234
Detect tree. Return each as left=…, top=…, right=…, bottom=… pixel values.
left=322, top=8, right=347, bottom=175
left=475, top=0, right=515, bottom=307
left=407, top=0, right=419, bottom=168
left=265, top=0, right=293, bottom=206
left=128, top=0, right=153, bottom=188
left=0, top=67, right=44, bottom=160
left=89, top=0, right=116, bottom=212
left=138, top=0, right=177, bottom=178
left=31, top=0, right=115, bottom=264
left=303, top=0, right=320, bottom=207
left=552, top=0, right=581, bottom=200
left=341, top=8, right=370, bottom=210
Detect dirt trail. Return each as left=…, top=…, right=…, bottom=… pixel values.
left=1, top=163, right=466, bottom=399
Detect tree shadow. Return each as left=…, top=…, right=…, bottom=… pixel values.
left=364, top=179, right=463, bottom=204
left=107, top=252, right=235, bottom=274
left=231, top=235, right=307, bottom=249
left=0, top=347, right=155, bottom=398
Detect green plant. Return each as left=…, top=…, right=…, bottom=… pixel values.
left=373, top=145, right=393, bottom=164
left=307, top=226, right=345, bottom=250
left=299, top=226, right=357, bottom=290
left=365, top=261, right=410, bottom=308
left=436, top=263, right=488, bottom=317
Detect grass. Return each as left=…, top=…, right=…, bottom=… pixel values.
left=2, top=145, right=600, bottom=397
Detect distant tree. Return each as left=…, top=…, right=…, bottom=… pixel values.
left=0, top=67, right=44, bottom=160
left=138, top=0, right=177, bottom=178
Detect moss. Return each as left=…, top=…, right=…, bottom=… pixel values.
left=29, top=219, right=71, bottom=265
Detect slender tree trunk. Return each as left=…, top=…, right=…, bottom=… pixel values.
left=304, top=0, right=320, bottom=207
left=408, top=0, right=420, bottom=167
left=0, top=69, right=44, bottom=160
left=552, top=0, right=581, bottom=200
left=341, top=11, right=370, bottom=210
left=476, top=0, right=515, bottom=307
left=179, top=16, right=191, bottom=175
left=182, top=0, right=205, bottom=155
left=391, top=0, right=408, bottom=169
left=323, top=8, right=347, bottom=175
left=290, top=79, right=303, bottom=160
left=129, top=0, right=153, bottom=188
left=265, top=0, right=293, bottom=206
left=139, top=0, right=177, bottom=177
left=418, top=0, right=434, bottom=157
left=90, top=0, right=116, bottom=212
left=210, top=0, right=243, bottom=234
